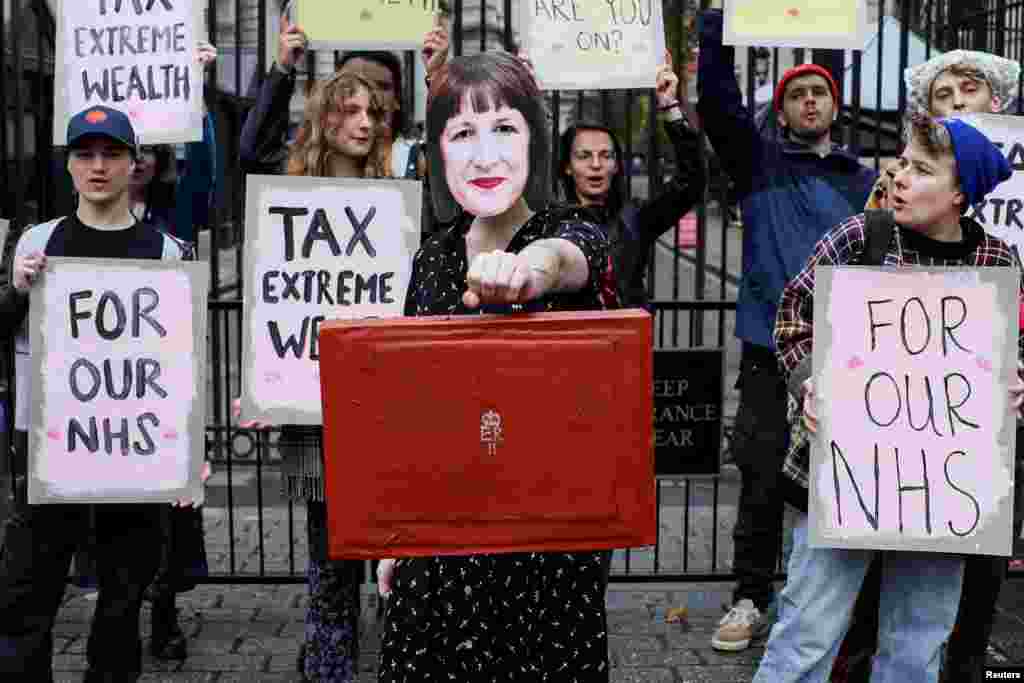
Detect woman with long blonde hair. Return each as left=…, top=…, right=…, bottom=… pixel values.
left=285, top=71, right=389, bottom=179
left=238, top=68, right=387, bottom=683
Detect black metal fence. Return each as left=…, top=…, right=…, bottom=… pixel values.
left=2, top=0, right=1023, bottom=583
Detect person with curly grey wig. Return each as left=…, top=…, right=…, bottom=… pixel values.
left=904, top=49, right=1021, bottom=118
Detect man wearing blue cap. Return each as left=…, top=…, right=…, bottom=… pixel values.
left=753, top=116, right=1024, bottom=682
left=0, top=105, right=191, bottom=682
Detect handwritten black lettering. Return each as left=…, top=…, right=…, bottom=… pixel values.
left=831, top=440, right=880, bottom=530
left=864, top=372, right=901, bottom=428
left=945, top=450, right=981, bottom=536
left=940, top=296, right=969, bottom=356
left=894, top=447, right=932, bottom=534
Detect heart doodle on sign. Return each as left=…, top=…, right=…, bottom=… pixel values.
left=46, top=429, right=61, bottom=441
left=786, top=7, right=800, bottom=18
left=976, top=356, right=993, bottom=372
left=163, top=430, right=179, bottom=441
left=847, top=355, right=865, bottom=370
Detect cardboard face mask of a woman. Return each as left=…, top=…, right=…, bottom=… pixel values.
left=426, top=52, right=552, bottom=223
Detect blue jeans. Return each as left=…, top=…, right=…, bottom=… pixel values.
left=753, top=513, right=964, bottom=683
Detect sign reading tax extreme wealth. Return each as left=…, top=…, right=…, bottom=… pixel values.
left=810, top=266, right=1018, bottom=556
left=54, top=0, right=204, bottom=145
left=519, top=0, right=666, bottom=91
left=28, top=258, right=209, bottom=504
left=242, top=175, right=421, bottom=424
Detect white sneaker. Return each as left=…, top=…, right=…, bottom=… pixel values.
left=711, top=598, right=762, bottom=651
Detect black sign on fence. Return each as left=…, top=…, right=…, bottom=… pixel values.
left=654, top=349, right=723, bottom=476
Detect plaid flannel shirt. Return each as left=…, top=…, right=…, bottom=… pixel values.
left=775, top=212, right=1024, bottom=493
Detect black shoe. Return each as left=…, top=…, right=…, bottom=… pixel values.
left=150, top=602, right=188, bottom=660
left=297, top=641, right=306, bottom=674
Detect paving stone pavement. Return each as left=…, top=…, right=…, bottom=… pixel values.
left=46, top=574, right=1024, bottom=682
left=51, top=582, right=768, bottom=683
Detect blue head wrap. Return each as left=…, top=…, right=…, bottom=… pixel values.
left=938, top=118, right=1013, bottom=206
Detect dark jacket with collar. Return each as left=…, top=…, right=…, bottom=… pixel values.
left=698, top=9, right=877, bottom=349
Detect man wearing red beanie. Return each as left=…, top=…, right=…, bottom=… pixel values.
left=698, top=3, right=877, bottom=653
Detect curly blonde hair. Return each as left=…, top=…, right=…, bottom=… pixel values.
left=286, top=72, right=389, bottom=178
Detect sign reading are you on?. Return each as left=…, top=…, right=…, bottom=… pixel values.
left=242, top=175, right=421, bottom=425
left=810, top=266, right=1020, bottom=556
left=28, top=258, right=209, bottom=505
left=519, top=0, right=666, bottom=91
left=53, top=0, right=204, bottom=145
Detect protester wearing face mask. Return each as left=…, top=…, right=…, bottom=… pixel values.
left=376, top=51, right=613, bottom=682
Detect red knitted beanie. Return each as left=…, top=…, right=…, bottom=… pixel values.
left=773, top=64, right=840, bottom=111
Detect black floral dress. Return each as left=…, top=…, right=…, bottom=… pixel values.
left=378, top=208, right=611, bottom=682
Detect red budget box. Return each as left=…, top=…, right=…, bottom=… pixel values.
left=318, top=310, right=655, bottom=559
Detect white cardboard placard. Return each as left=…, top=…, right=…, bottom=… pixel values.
left=242, top=175, right=421, bottom=425
left=53, top=0, right=204, bottom=145
left=28, top=258, right=209, bottom=504
left=519, top=0, right=666, bottom=91
left=809, top=266, right=1019, bottom=556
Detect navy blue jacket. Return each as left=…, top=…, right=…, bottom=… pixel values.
left=698, top=10, right=877, bottom=349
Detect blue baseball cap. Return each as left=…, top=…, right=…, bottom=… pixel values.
left=66, top=106, right=137, bottom=152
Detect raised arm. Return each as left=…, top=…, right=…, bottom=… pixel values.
left=239, top=17, right=306, bottom=175
left=696, top=9, right=762, bottom=194
left=634, top=117, right=706, bottom=246
left=635, top=50, right=707, bottom=244
left=239, top=66, right=297, bottom=175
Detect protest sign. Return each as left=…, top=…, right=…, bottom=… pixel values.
left=53, top=0, right=204, bottom=145
left=295, top=0, right=441, bottom=50
left=28, top=258, right=209, bottom=504
left=242, top=175, right=421, bottom=424
left=961, top=114, right=1024, bottom=261
left=723, top=0, right=868, bottom=50
left=519, top=0, right=666, bottom=91
left=654, top=349, right=723, bottom=476
left=810, top=266, right=1018, bottom=556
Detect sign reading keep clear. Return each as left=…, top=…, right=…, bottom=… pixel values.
left=53, top=0, right=204, bottom=145
left=810, top=266, right=1019, bottom=556
left=242, top=175, right=421, bottom=425
left=28, top=258, right=209, bottom=504
left=519, top=0, right=666, bottom=91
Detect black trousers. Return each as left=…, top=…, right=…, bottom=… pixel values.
left=730, top=343, right=788, bottom=610
left=0, top=432, right=162, bottom=682
left=942, top=520, right=1024, bottom=682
